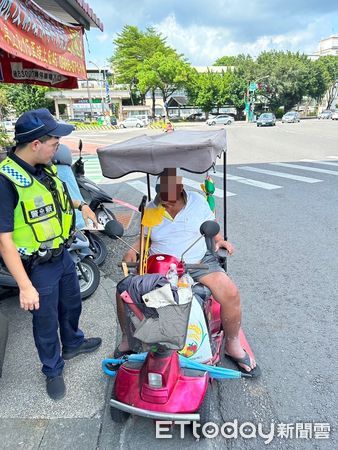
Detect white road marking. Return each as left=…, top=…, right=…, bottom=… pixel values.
left=270, top=162, right=338, bottom=176
left=213, top=171, right=282, bottom=190
left=239, top=166, right=322, bottom=183
left=127, top=180, right=156, bottom=198
left=182, top=177, right=236, bottom=197
left=300, top=159, right=338, bottom=167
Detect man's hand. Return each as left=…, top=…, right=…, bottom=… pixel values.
left=215, top=239, right=235, bottom=256
left=20, top=284, right=40, bottom=311
left=81, top=205, right=98, bottom=229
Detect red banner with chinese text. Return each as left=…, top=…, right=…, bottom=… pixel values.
left=0, top=0, right=87, bottom=88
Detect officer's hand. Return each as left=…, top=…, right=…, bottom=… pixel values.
left=123, top=249, right=137, bottom=263
left=20, top=285, right=40, bottom=311
left=82, top=205, right=98, bottom=229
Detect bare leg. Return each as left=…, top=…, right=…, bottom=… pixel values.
left=198, top=272, right=256, bottom=372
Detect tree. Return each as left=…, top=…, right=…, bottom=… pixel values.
left=110, top=25, right=168, bottom=107
left=255, top=51, right=317, bottom=112
left=3, top=84, right=54, bottom=116
left=0, top=88, right=10, bottom=121
left=315, top=55, right=338, bottom=108
left=138, top=50, right=192, bottom=117
left=187, top=70, right=222, bottom=115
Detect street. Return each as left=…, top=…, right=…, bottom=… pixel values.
left=0, top=120, right=337, bottom=449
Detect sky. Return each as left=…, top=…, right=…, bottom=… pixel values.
left=84, top=0, right=338, bottom=69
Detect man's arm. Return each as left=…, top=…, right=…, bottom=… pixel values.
left=122, top=236, right=148, bottom=262
left=0, top=232, right=39, bottom=311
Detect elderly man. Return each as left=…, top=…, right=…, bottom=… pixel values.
left=0, top=109, right=102, bottom=400
left=115, top=168, right=260, bottom=377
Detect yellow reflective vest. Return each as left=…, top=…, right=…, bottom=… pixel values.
left=0, top=156, right=74, bottom=255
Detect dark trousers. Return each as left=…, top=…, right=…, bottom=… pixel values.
left=30, top=249, right=84, bottom=378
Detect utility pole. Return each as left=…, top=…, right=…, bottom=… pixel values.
left=89, top=61, right=105, bottom=115
left=246, top=75, right=270, bottom=123
left=86, top=78, right=94, bottom=121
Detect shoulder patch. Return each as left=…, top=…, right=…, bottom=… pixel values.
left=0, top=165, right=32, bottom=187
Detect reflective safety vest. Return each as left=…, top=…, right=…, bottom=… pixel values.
left=0, top=157, right=74, bottom=255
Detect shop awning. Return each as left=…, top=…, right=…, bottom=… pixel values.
left=0, top=0, right=91, bottom=88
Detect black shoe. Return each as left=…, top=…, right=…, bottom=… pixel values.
left=62, top=337, right=102, bottom=360
left=46, top=375, right=66, bottom=400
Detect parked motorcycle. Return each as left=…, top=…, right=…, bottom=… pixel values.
left=69, top=229, right=100, bottom=300
left=54, top=143, right=108, bottom=266
left=0, top=229, right=100, bottom=301
left=72, top=140, right=116, bottom=227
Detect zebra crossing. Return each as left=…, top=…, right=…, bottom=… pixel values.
left=74, top=156, right=338, bottom=198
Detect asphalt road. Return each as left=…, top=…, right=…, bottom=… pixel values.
left=0, top=119, right=336, bottom=449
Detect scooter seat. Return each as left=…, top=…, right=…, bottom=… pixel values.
left=192, top=283, right=211, bottom=303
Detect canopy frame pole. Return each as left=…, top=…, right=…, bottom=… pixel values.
left=147, top=174, right=151, bottom=201
left=223, top=150, right=227, bottom=273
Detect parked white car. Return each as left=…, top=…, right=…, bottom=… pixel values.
left=119, top=117, right=144, bottom=128
left=136, top=115, right=150, bottom=126
left=206, top=115, right=234, bottom=126
left=281, top=111, right=300, bottom=123
left=331, top=110, right=338, bottom=120
left=0, top=120, right=16, bottom=132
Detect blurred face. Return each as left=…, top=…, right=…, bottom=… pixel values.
left=159, top=174, right=183, bottom=205
left=35, top=137, right=60, bottom=164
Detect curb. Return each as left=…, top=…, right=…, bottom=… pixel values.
left=72, top=125, right=120, bottom=131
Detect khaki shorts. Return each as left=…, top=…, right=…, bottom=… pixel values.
left=188, top=251, right=225, bottom=282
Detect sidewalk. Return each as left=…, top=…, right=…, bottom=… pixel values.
left=0, top=207, right=141, bottom=450
left=0, top=276, right=118, bottom=450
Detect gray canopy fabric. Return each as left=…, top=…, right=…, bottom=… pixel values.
left=97, top=129, right=227, bottom=179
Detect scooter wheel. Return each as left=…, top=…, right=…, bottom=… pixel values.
left=197, top=382, right=213, bottom=427
left=88, top=233, right=108, bottom=266
left=96, top=207, right=116, bottom=228
left=110, top=387, right=130, bottom=423
left=77, top=257, right=100, bottom=300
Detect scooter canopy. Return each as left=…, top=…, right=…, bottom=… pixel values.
left=97, top=129, right=226, bottom=179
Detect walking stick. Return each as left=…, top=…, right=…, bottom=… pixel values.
left=138, top=196, right=147, bottom=275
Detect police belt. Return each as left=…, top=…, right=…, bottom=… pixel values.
left=22, top=245, right=65, bottom=267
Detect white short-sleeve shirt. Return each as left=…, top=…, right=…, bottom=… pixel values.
left=147, top=191, right=215, bottom=263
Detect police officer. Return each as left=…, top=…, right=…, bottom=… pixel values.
left=0, top=109, right=102, bottom=400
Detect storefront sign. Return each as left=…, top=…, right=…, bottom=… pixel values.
left=0, top=0, right=87, bottom=87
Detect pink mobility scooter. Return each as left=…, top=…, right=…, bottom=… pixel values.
left=99, top=130, right=259, bottom=424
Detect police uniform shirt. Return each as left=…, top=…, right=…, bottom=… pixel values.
left=0, top=152, right=49, bottom=233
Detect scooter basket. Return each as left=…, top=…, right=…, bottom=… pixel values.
left=124, top=301, right=192, bottom=352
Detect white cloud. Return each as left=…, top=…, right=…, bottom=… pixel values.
left=96, top=32, right=110, bottom=42
left=154, top=14, right=332, bottom=64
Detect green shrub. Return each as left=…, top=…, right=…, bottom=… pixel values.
left=275, top=108, right=284, bottom=119
left=0, top=130, right=13, bottom=151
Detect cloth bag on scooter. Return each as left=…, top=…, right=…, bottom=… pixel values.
left=179, top=295, right=213, bottom=363
left=117, top=274, right=191, bottom=350
left=133, top=283, right=192, bottom=349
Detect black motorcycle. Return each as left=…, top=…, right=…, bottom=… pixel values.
left=0, top=230, right=100, bottom=301
left=72, top=140, right=117, bottom=227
